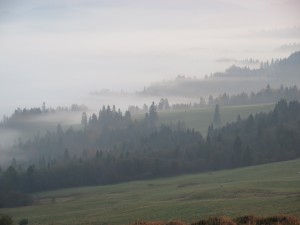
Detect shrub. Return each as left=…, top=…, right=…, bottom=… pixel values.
left=255, top=215, right=300, bottom=225
left=166, top=221, right=187, bottom=225
left=0, top=214, right=13, bottom=225
left=131, top=221, right=165, bottom=225
left=235, top=215, right=257, bottom=225
left=192, top=216, right=236, bottom=225
left=18, top=218, right=28, bottom=225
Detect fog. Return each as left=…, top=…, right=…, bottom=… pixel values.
left=0, top=0, right=299, bottom=118
left=0, top=128, right=20, bottom=148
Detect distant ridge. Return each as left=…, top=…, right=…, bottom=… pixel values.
left=139, top=51, right=300, bottom=97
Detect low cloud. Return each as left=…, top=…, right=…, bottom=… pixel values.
left=275, top=43, right=300, bottom=52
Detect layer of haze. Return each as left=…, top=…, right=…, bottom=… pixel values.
left=0, top=0, right=300, bottom=117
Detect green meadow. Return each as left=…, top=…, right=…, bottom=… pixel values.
left=2, top=158, right=300, bottom=225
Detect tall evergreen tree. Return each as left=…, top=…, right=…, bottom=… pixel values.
left=149, top=102, right=158, bottom=128
left=81, top=112, right=87, bottom=127
left=213, top=104, right=221, bottom=128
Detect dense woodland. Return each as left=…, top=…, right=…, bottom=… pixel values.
left=1, top=99, right=300, bottom=208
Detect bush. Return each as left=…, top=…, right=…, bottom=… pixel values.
left=166, top=221, right=187, bottom=225
left=192, top=215, right=300, bottom=225
left=192, top=216, right=236, bottom=225
left=131, top=221, right=164, bottom=225
left=235, top=215, right=256, bottom=225
left=255, top=215, right=300, bottom=225
left=0, top=214, right=13, bottom=225
left=18, top=218, right=28, bottom=225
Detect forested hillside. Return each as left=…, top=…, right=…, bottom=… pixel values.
left=1, top=100, right=300, bottom=207
left=140, top=51, right=300, bottom=97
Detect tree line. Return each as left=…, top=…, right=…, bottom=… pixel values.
left=1, top=100, right=300, bottom=207
left=128, top=85, right=300, bottom=113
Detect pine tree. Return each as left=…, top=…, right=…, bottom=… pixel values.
left=213, top=104, right=221, bottom=128
left=81, top=112, right=87, bottom=127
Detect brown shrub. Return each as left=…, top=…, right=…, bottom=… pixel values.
left=255, top=215, right=300, bottom=225
left=166, top=220, right=188, bottom=225
left=131, top=221, right=165, bottom=225
left=130, top=215, right=300, bottom=225
left=235, top=215, right=257, bottom=225
left=192, top=216, right=236, bottom=225
left=131, top=220, right=187, bottom=225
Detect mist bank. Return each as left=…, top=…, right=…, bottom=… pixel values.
left=0, top=104, right=88, bottom=152
left=138, top=51, right=300, bottom=98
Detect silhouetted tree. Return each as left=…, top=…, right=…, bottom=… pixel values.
left=81, top=112, right=87, bottom=127
left=148, top=102, right=158, bottom=128
left=213, top=104, right=221, bottom=128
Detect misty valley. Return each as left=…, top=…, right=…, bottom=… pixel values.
left=0, top=52, right=300, bottom=225
left=1, top=1, right=300, bottom=223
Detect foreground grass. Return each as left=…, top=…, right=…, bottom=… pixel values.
left=132, top=215, right=300, bottom=225
left=1, top=159, right=300, bottom=225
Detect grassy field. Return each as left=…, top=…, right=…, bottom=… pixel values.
left=134, top=104, right=275, bottom=136
left=1, top=159, right=300, bottom=225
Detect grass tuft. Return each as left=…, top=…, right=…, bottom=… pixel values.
left=166, top=220, right=188, bottom=225
left=192, top=215, right=300, bottom=225
left=255, top=215, right=300, bottom=225
left=192, top=216, right=236, bottom=225
left=131, top=221, right=165, bottom=225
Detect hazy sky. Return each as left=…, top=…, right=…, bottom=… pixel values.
left=0, top=0, right=300, bottom=116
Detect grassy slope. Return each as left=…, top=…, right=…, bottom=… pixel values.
left=2, top=159, right=300, bottom=225
left=133, top=104, right=275, bottom=136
